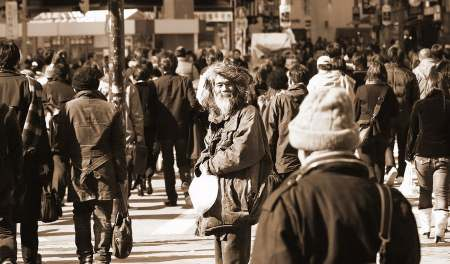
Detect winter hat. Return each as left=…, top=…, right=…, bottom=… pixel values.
left=288, top=87, right=359, bottom=151
left=72, top=66, right=102, bottom=91
left=316, top=55, right=331, bottom=66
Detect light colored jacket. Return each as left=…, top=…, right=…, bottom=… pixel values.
left=307, top=70, right=356, bottom=102
left=413, top=58, right=437, bottom=99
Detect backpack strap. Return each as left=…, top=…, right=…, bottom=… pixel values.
left=375, top=183, right=393, bottom=264
left=357, top=85, right=388, bottom=127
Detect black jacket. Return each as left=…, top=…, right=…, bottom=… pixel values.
left=252, top=151, right=420, bottom=264
left=263, top=84, right=306, bottom=174
left=406, top=90, right=450, bottom=160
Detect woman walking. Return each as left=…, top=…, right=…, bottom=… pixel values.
left=406, top=67, right=450, bottom=243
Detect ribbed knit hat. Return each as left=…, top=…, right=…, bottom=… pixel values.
left=288, top=87, right=360, bottom=151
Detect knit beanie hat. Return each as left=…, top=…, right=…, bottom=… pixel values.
left=288, top=87, right=360, bottom=151
left=72, top=66, right=101, bottom=91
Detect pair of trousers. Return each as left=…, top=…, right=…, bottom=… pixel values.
left=52, top=155, right=69, bottom=203
left=386, top=120, right=408, bottom=176
left=415, top=156, right=450, bottom=210
left=0, top=216, right=38, bottom=264
left=159, top=138, right=191, bottom=202
left=214, top=226, right=251, bottom=264
left=0, top=214, right=16, bottom=263
left=73, top=200, right=113, bottom=264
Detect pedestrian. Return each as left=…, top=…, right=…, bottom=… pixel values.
left=413, top=48, right=437, bottom=99
left=154, top=51, right=200, bottom=206
left=383, top=46, right=420, bottom=185
left=262, top=64, right=308, bottom=180
left=231, top=49, right=248, bottom=69
left=0, top=40, right=52, bottom=264
left=194, top=62, right=272, bottom=264
left=257, top=68, right=288, bottom=115
left=42, top=62, right=76, bottom=204
left=252, top=88, right=420, bottom=264
left=354, top=61, right=399, bottom=183
left=350, top=51, right=367, bottom=89
left=129, top=64, right=158, bottom=195
left=432, top=44, right=450, bottom=97
left=52, top=66, right=127, bottom=264
left=406, top=67, right=450, bottom=243
left=0, top=104, right=23, bottom=264
left=175, top=46, right=199, bottom=81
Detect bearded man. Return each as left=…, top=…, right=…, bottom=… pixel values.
left=194, top=63, right=272, bottom=264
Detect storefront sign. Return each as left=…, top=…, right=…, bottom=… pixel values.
left=193, top=11, right=233, bottom=23
left=5, top=1, right=18, bottom=39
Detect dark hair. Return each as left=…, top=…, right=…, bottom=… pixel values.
left=52, top=63, right=70, bottom=81
left=352, top=52, right=367, bottom=70
left=72, top=66, right=102, bottom=91
left=0, top=41, right=20, bottom=70
left=159, top=51, right=178, bottom=74
left=318, top=63, right=333, bottom=71
left=267, top=68, right=288, bottom=90
left=271, top=54, right=286, bottom=69
left=431, top=44, right=444, bottom=60
left=366, top=61, right=387, bottom=83
left=43, top=48, right=54, bottom=65
left=132, top=64, right=151, bottom=81
left=206, top=48, right=223, bottom=64
left=254, top=63, right=272, bottom=86
left=331, top=57, right=347, bottom=72
left=175, top=46, right=186, bottom=58
left=387, top=47, right=405, bottom=64
left=288, top=64, right=309, bottom=84
left=326, top=42, right=342, bottom=58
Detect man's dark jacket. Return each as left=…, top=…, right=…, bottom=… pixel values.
left=154, top=73, right=199, bottom=140
left=42, top=79, right=75, bottom=107
left=263, top=84, right=306, bottom=174
left=252, top=151, right=420, bottom=264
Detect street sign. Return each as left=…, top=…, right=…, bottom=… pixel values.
left=382, top=4, right=392, bottom=26
left=279, top=3, right=291, bottom=28
left=5, top=1, right=18, bottom=40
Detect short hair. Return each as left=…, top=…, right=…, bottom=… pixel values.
left=288, top=64, right=309, bottom=84
left=271, top=54, right=286, bottom=69
left=366, top=61, right=387, bottom=83
left=51, top=63, right=70, bottom=81
left=387, top=46, right=405, bottom=64
left=352, top=52, right=367, bottom=69
left=206, top=48, right=224, bottom=64
left=132, top=64, right=151, bottom=81
left=431, top=44, right=444, bottom=60
left=267, top=68, right=288, bottom=90
left=254, top=63, right=272, bottom=85
left=72, top=66, right=102, bottom=91
left=159, top=51, right=178, bottom=74
left=326, top=42, right=342, bottom=58
left=0, top=41, right=20, bottom=70
left=175, top=46, right=186, bottom=58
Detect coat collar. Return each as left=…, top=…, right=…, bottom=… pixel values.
left=75, top=89, right=107, bottom=101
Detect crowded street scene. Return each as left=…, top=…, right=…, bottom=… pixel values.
left=0, top=0, right=450, bottom=263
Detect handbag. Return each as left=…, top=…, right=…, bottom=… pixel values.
left=112, top=184, right=132, bottom=259
left=358, top=86, right=388, bottom=147
left=40, top=184, right=61, bottom=223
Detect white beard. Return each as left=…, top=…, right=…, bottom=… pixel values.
left=214, top=95, right=233, bottom=117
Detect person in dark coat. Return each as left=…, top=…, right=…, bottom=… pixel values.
left=0, top=40, right=51, bottom=264
left=0, top=104, right=23, bottom=264
left=383, top=46, right=420, bottom=185
left=406, top=67, right=450, bottom=243
left=263, top=64, right=308, bottom=180
left=252, top=88, right=420, bottom=264
left=154, top=52, right=200, bottom=206
left=354, top=61, right=399, bottom=183
left=52, top=67, right=127, bottom=264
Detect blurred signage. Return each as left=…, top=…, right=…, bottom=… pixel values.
left=382, top=4, right=392, bottom=26
left=5, top=1, right=18, bottom=40
left=279, top=3, right=291, bottom=28
left=194, top=11, right=233, bottom=22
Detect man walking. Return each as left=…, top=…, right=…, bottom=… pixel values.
left=52, top=67, right=127, bottom=264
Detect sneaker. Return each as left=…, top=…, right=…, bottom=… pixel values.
left=385, top=167, right=398, bottom=186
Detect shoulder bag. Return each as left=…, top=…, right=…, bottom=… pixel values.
left=358, top=86, right=388, bottom=147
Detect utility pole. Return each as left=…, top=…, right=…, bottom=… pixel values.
left=108, top=0, right=125, bottom=108
left=21, top=0, right=28, bottom=60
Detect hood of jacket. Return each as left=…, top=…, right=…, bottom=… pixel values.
left=414, top=58, right=437, bottom=76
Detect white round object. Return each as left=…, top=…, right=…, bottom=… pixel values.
left=189, top=174, right=219, bottom=215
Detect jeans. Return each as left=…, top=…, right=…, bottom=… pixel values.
left=415, top=156, right=450, bottom=211
left=0, top=214, right=16, bottom=264
left=214, top=226, right=251, bottom=264
left=73, top=200, right=113, bottom=264
left=159, top=138, right=191, bottom=202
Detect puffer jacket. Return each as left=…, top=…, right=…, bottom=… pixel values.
left=307, top=70, right=356, bottom=102
left=195, top=104, right=272, bottom=236
left=413, top=58, right=437, bottom=99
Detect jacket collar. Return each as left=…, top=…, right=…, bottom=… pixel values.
left=296, top=150, right=369, bottom=180
left=75, top=90, right=107, bottom=101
